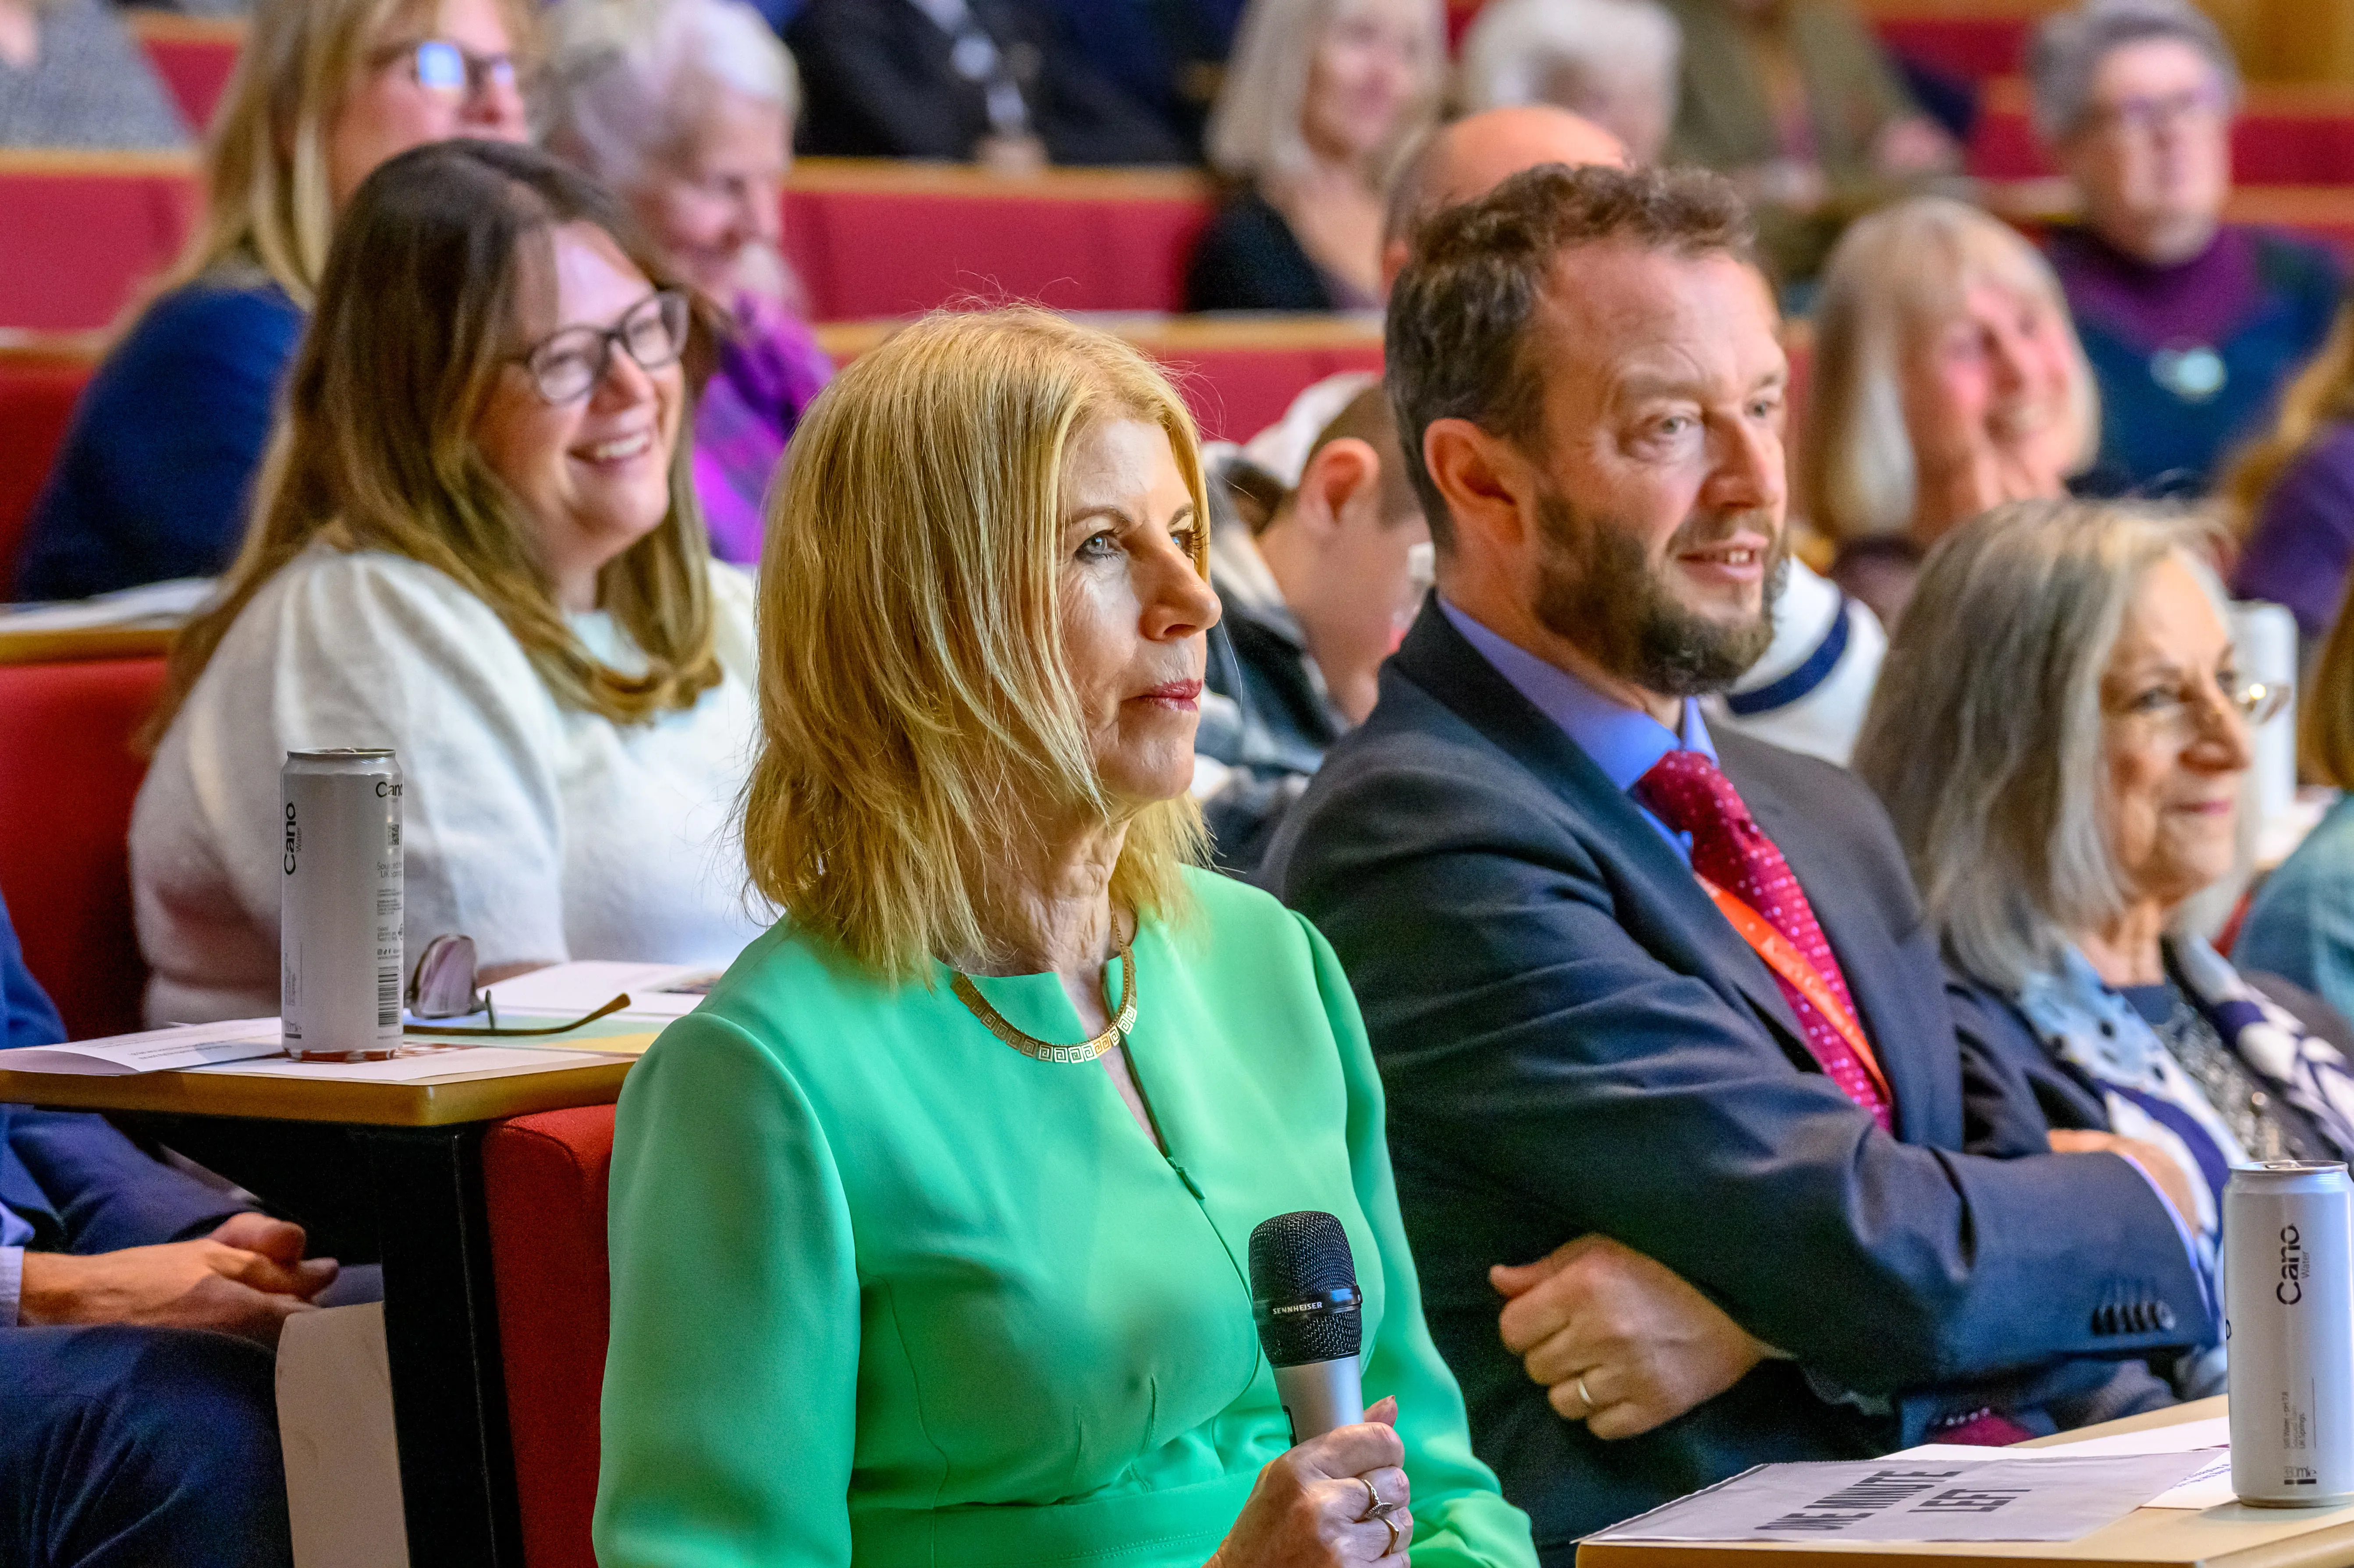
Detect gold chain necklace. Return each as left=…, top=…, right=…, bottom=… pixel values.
left=952, top=932, right=1138, bottom=1064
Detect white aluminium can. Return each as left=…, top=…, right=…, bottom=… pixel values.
left=280, top=749, right=403, bottom=1062
left=2226, top=1160, right=2354, bottom=1506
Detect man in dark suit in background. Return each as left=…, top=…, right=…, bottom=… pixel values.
left=0, top=889, right=339, bottom=1568
left=1263, top=162, right=2212, bottom=1557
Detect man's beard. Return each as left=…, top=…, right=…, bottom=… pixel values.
left=1530, top=489, right=1786, bottom=698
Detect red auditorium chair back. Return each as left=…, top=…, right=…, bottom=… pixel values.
left=484, top=1103, right=618, bottom=1568
left=0, top=654, right=166, bottom=1039
left=0, top=337, right=100, bottom=594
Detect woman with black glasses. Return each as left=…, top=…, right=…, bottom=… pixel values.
left=130, top=139, right=767, bottom=1028
left=14, top=0, right=533, bottom=603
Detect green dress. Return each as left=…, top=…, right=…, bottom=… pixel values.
left=594, top=867, right=1536, bottom=1568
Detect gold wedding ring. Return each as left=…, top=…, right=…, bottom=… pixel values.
left=1358, top=1476, right=1387, bottom=1519
left=1382, top=1513, right=1403, bottom=1555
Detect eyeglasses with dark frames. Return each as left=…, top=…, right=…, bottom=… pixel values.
left=512, top=290, right=689, bottom=405
left=405, top=933, right=629, bottom=1036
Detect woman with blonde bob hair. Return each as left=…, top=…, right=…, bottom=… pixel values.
left=1799, top=197, right=2101, bottom=627
left=133, top=139, right=763, bottom=1028
left=1857, top=499, right=2354, bottom=1398
left=15, top=0, right=531, bottom=602
left=595, top=307, right=1537, bottom=1568
left=1187, top=0, right=1445, bottom=311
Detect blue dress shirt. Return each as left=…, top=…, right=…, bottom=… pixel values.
left=1439, top=598, right=1715, bottom=860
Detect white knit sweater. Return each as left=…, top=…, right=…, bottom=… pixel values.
left=130, top=546, right=770, bottom=1025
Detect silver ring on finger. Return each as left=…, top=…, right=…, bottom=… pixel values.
left=1357, top=1476, right=1385, bottom=1520
left=1574, top=1373, right=1597, bottom=1419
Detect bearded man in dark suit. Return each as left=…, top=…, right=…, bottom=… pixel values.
left=1264, top=162, right=2211, bottom=1559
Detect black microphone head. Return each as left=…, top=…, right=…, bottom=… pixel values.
left=1250, top=1210, right=1363, bottom=1368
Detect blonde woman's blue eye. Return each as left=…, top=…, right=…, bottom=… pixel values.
left=1078, top=532, right=1121, bottom=560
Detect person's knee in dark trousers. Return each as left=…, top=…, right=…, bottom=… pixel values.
left=0, top=1323, right=294, bottom=1568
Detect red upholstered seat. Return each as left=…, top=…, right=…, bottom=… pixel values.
left=1151, top=340, right=1385, bottom=441
left=0, top=343, right=97, bottom=596
left=484, top=1104, right=618, bottom=1568
left=0, top=656, right=164, bottom=1040
left=781, top=163, right=1214, bottom=321
left=0, top=158, right=199, bottom=332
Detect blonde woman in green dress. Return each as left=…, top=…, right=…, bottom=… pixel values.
left=593, top=307, right=1540, bottom=1568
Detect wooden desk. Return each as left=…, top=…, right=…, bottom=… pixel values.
left=1579, top=1397, right=2354, bottom=1567
left=1, top=1040, right=644, bottom=1568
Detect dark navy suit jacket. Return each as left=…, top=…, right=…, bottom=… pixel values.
left=1, top=894, right=241, bottom=1257
left=1264, top=600, right=2211, bottom=1555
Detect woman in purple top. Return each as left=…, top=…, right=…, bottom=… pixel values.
left=2027, top=0, right=2340, bottom=497
left=536, top=0, right=833, bottom=563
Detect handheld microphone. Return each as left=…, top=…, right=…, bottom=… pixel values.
left=1250, top=1210, right=1366, bottom=1444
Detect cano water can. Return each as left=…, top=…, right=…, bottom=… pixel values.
left=2226, top=1160, right=2354, bottom=1506
left=280, top=749, right=404, bottom=1062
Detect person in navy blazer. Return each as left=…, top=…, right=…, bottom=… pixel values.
left=1264, top=162, right=2213, bottom=1557
left=0, top=887, right=340, bottom=1568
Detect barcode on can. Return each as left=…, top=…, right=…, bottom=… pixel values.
left=378, top=968, right=400, bottom=1029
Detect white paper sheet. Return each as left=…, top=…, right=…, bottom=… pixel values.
left=482, top=960, right=718, bottom=1019
left=0, top=575, right=214, bottom=631
left=0, top=1017, right=283, bottom=1075
left=185, top=1046, right=610, bottom=1083
left=1887, top=1415, right=2235, bottom=1508
left=1586, top=1452, right=2213, bottom=1544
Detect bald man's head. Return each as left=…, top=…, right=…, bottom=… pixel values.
left=1379, top=106, right=1629, bottom=287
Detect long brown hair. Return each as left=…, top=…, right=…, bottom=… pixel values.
left=2222, top=298, right=2354, bottom=543
left=161, top=0, right=537, bottom=309
left=149, top=139, right=721, bottom=745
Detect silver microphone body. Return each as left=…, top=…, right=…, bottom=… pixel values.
left=1273, top=1356, right=1365, bottom=1444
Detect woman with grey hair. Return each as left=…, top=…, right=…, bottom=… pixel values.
left=537, top=0, right=832, bottom=561
left=1800, top=195, right=2102, bottom=628
left=1854, top=499, right=2354, bottom=1394
left=1455, top=0, right=1679, bottom=164
left=2031, top=0, right=2340, bottom=494
left=1186, top=0, right=1444, bottom=312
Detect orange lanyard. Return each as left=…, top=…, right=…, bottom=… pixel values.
left=1697, top=874, right=1893, bottom=1107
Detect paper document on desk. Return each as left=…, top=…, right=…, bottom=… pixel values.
left=0, top=1017, right=283, bottom=1075
left=484, top=961, right=720, bottom=1019
left=1585, top=1452, right=2212, bottom=1543
left=188, top=1046, right=611, bottom=1083
left=1889, top=1415, right=2234, bottom=1508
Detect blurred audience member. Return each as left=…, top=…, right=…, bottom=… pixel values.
left=2032, top=0, right=2340, bottom=494
left=1859, top=500, right=2336, bottom=1397
left=1187, top=0, right=1443, bottom=312
left=1047, top=0, right=1244, bottom=153
left=2236, top=573, right=2354, bottom=1025
left=1801, top=197, right=2100, bottom=629
left=2224, top=305, right=2354, bottom=646
left=0, top=0, right=188, bottom=147
left=538, top=0, right=831, bottom=563
left=14, top=0, right=531, bottom=604
left=1378, top=103, right=1626, bottom=285
left=1456, top=0, right=1679, bottom=166
left=133, top=142, right=764, bottom=1026
left=1660, top=0, right=1958, bottom=284
left=1, top=886, right=341, bottom=1568
left=1197, top=386, right=1429, bottom=870
left=785, top=0, right=1188, bottom=169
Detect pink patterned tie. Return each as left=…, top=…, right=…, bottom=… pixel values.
left=1634, top=749, right=1893, bottom=1132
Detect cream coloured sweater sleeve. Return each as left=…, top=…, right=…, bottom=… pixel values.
left=175, top=550, right=575, bottom=975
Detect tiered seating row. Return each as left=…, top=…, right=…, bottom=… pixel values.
left=0, top=316, right=1383, bottom=595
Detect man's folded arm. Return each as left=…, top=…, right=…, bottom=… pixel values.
left=1284, top=774, right=2211, bottom=1397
